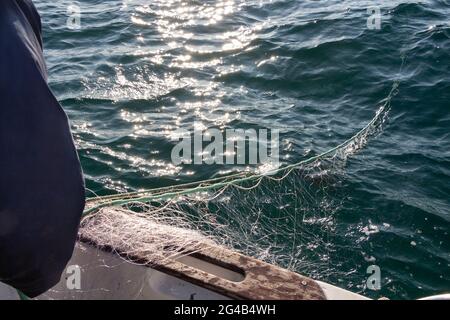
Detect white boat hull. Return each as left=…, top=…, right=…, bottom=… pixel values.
left=1, top=241, right=369, bottom=300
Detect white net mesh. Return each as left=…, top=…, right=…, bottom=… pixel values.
left=81, top=84, right=396, bottom=281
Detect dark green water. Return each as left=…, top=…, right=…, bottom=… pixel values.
left=34, top=0, right=449, bottom=299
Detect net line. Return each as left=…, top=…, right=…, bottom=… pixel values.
left=76, top=83, right=397, bottom=282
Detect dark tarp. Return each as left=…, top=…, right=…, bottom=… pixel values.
left=0, top=0, right=85, bottom=297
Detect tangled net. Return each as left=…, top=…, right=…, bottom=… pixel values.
left=80, top=83, right=397, bottom=279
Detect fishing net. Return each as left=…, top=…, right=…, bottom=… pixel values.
left=80, top=84, right=397, bottom=280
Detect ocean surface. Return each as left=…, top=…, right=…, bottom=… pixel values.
left=33, top=0, right=449, bottom=299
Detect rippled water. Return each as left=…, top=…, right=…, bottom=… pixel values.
left=33, top=0, right=450, bottom=299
